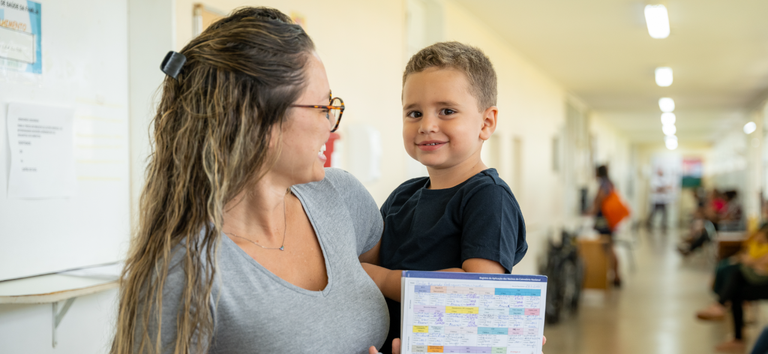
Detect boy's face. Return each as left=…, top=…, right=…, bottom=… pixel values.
left=402, top=67, right=496, bottom=172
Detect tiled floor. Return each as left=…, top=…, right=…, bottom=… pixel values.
left=543, top=228, right=764, bottom=354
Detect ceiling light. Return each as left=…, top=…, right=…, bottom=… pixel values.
left=655, top=67, right=673, bottom=87
left=661, top=112, right=676, bottom=125
left=644, top=5, right=670, bottom=39
left=665, top=136, right=678, bottom=150
left=662, top=124, right=677, bottom=136
left=744, top=121, right=757, bottom=134
left=659, top=97, right=675, bottom=112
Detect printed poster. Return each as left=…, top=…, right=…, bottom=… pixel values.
left=0, top=0, right=41, bottom=74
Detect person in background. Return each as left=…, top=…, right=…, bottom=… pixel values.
left=719, top=190, right=744, bottom=231
left=646, top=168, right=671, bottom=229
left=110, top=7, right=396, bottom=354
left=696, top=223, right=768, bottom=352
left=750, top=326, right=768, bottom=354
left=678, top=189, right=716, bottom=256
left=587, top=165, right=622, bottom=287
left=709, top=189, right=727, bottom=224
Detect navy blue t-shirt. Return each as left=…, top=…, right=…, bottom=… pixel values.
left=378, top=168, right=527, bottom=351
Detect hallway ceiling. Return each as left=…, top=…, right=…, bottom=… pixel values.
left=454, top=0, right=768, bottom=144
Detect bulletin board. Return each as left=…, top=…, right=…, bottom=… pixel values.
left=0, top=0, right=130, bottom=281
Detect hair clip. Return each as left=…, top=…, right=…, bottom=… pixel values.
left=160, top=51, right=187, bottom=79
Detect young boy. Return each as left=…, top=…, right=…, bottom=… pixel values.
left=360, top=41, right=527, bottom=352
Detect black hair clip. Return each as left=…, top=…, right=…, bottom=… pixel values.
left=160, top=51, right=187, bottom=79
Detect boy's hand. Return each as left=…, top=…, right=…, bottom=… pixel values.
left=369, top=338, right=401, bottom=354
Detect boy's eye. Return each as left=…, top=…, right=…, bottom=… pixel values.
left=440, top=108, right=456, bottom=116
left=406, top=111, right=422, bottom=119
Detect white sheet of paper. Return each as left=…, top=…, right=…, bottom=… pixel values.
left=7, top=103, right=76, bottom=198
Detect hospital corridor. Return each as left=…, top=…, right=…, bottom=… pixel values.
left=1, top=1, right=768, bottom=353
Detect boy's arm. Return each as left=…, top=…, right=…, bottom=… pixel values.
left=361, top=263, right=403, bottom=301
left=461, top=258, right=506, bottom=273
left=358, top=239, right=382, bottom=265
left=361, top=258, right=505, bottom=301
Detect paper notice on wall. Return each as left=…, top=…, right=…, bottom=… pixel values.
left=7, top=103, right=76, bottom=198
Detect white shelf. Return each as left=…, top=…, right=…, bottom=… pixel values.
left=0, top=263, right=121, bottom=304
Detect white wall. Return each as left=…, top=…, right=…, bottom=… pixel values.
left=708, top=114, right=750, bottom=223
left=705, top=106, right=766, bottom=229
left=0, top=0, right=174, bottom=352
left=129, top=0, right=176, bottom=226
left=442, top=1, right=568, bottom=273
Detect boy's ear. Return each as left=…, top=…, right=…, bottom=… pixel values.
left=479, top=106, right=498, bottom=141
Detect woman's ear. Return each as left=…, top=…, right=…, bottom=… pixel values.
left=479, top=106, right=498, bottom=141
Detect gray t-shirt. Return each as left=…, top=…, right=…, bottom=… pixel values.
left=153, top=168, right=388, bottom=353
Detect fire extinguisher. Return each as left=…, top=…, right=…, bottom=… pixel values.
left=323, top=132, right=341, bottom=168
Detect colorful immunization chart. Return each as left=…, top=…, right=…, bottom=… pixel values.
left=400, top=271, right=547, bottom=354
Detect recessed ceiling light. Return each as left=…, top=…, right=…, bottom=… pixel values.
left=644, top=5, right=670, bottom=39
left=665, top=135, right=678, bottom=150
left=744, top=122, right=757, bottom=134
left=659, top=97, right=675, bottom=112
left=655, top=67, right=673, bottom=87
left=661, top=113, right=676, bottom=125
left=662, top=124, right=677, bottom=136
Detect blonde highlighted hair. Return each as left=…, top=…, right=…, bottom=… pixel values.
left=111, top=7, right=314, bottom=354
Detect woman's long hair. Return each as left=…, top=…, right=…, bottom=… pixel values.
left=111, top=7, right=314, bottom=354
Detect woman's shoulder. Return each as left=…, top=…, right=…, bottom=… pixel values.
left=294, top=168, right=367, bottom=200
left=323, top=167, right=358, bottom=185
left=292, top=169, right=381, bottom=235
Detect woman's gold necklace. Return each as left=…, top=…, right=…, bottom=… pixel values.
left=226, top=197, right=287, bottom=251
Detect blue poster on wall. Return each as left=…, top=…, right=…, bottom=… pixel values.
left=0, top=0, right=42, bottom=74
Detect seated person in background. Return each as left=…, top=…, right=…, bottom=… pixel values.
left=678, top=208, right=714, bottom=256
left=719, top=190, right=744, bottom=231
left=358, top=42, right=528, bottom=354
left=696, top=223, right=768, bottom=352
left=708, top=189, right=727, bottom=225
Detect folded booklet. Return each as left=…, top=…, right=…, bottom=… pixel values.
left=400, top=271, right=547, bottom=354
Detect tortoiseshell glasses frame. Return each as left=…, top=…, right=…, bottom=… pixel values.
left=290, top=93, right=345, bottom=133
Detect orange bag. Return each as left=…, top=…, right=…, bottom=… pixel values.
left=601, top=190, right=630, bottom=230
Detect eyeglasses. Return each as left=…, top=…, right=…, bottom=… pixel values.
left=290, top=93, right=345, bottom=132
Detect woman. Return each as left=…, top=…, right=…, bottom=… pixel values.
left=587, top=165, right=622, bottom=287
left=111, top=7, right=393, bottom=353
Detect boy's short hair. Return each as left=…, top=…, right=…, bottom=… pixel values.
left=403, top=41, right=497, bottom=111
